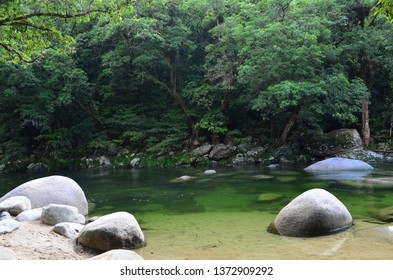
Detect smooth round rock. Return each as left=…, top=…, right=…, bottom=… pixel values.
left=0, top=175, right=88, bottom=215
left=77, top=211, right=145, bottom=252
left=304, top=157, right=373, bottom=172
left=273, top=188, right=352, bottom=237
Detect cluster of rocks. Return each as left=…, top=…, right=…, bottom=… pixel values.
left=0, top=175, right=145, bottom=260
left=188, top=128, right=391, bottom=167
left=81, top=155, right=112, bottom=168
left=190, top=143, right=271, bottom=166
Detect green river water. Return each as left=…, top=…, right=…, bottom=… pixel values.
left=2, top=163, right=393, bottom=259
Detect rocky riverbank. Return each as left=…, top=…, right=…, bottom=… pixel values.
left=2, top=128, right=391, bottom=173
left=0, top=176, right=145, bottom=260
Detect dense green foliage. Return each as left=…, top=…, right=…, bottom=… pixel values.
left=1, top=0, right=393, bottom=167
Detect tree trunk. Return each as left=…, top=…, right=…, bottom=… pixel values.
left=390, top=104, right=393, bottom=138
left=277, top=109, right=298, bottom=146
left=212, top=132, right=220, bottom=145
left=362, top=101, right=370, bottom=147
left=359, top=51, right=374, bottom=148
left=167, top=53, right=199, bottom=146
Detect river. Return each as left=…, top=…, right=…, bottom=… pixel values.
left=1, top=163, right=393, bottom=259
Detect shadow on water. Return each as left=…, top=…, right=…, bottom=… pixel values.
left=2, top=162, right=393, bottom=259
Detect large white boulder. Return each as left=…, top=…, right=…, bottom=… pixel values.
left=273, top=188, right=352, bottom=237
left=304, top=157, right=373, bottom=172
left=0, top=175, right=88, bottom=215
left=77, top=212, right=145, bottom=252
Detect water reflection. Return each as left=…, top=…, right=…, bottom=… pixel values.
left=305, top=170, right=373, bottom=181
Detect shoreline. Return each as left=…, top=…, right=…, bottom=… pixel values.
left=0, top=220, right=96, bottom=260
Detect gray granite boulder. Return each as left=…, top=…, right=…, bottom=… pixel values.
left=273, top=188, right=352, bottom=237
left=88, top=249, right=144, bottom=260
left=27, top=162, right=49, bottom=172
left=0, top=175, right=88, bottom=215
left=15, top=208, right=43, bottom=222
left=41, top=204, right=81, bottom=225
left=191, top=144, right=213, bottom=157
left=209, top=144, right=237, bottom=161
left=77, top=211, right=145, bottom=252
left=53, top=222, right=85, bottom=239
left=307, top=128, right=363, bottom=157
left=0, top=219, right=20, bottom=234
left=0, top=196, right=31, bottom=216
left=304, top=157, right=373, bottom=172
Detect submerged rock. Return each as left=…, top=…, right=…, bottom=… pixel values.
left=354, top=226, right=393, bottom=244
left=272, top=188, right=352, bottom=237
left=371, top=206, right=393, bottom=222
left=257, top=193, right=283, bottom=203
left=170, top=175, right=196, bottom=183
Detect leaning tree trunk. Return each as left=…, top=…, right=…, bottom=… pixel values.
left=277, top=109, right=298, bottom=146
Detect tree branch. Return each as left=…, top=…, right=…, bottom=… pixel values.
left=0, top=42, right=42, bottom=63
left=0, top=9, right=109, bottom=25
left=9, top=21, right=53, bottom=32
